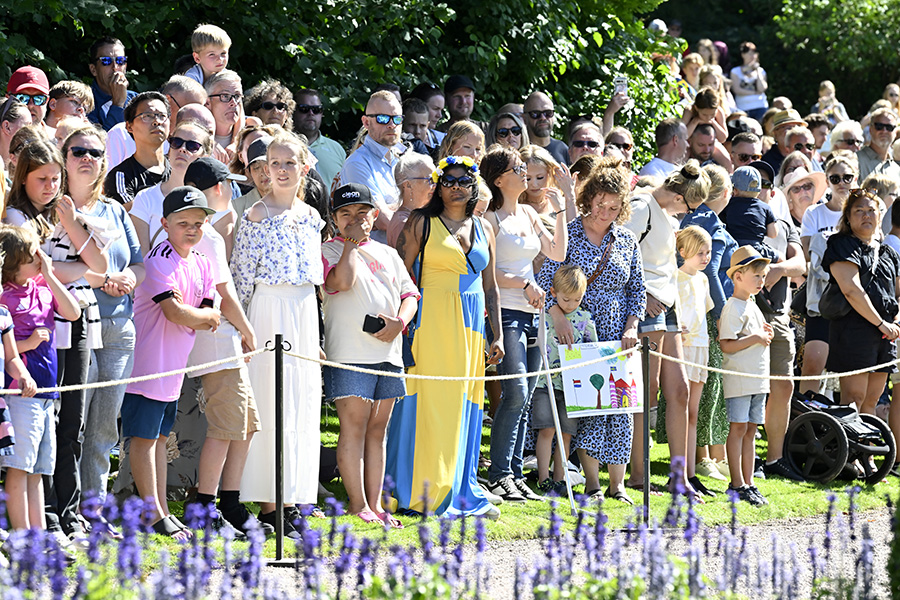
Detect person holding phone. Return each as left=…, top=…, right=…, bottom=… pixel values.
left=729, top=42, right=769, bottom=122
left=321, top=183, right=419, bottom=528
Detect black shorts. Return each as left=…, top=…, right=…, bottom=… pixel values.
left=825, top=312, right=896, bottom=374
left=805, top=315, right=830, bottom=343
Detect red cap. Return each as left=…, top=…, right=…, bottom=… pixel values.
left=7, top=66, right=50, bottom=95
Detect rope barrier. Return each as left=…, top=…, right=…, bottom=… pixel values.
left=0, top=348, right=269, bottom=396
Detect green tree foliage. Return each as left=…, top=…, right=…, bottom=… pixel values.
left=0, top=0, right=680, bottom=159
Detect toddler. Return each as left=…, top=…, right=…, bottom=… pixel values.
left=720, top=166, right=777, bottom=247
left=185, top=24, right=231, bottom=84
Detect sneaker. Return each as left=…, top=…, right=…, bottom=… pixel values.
left=482, top=504, right=501, bottom=520
left=747, top=485, right=769, bottom=506
left=478, top=483, right=505, bottom=505
left=714, top=459, right=731, bottom=479
left=522, top=455, right=538, bottom=471
left=696, top=457, right=728, bottom=481
left=762, top=458, right=804, bottom=481
left=729, top=485, right=765, bottom=507
left=485, top=475, right=527, bottom=503
left=209, top=509, right=247, bottom=541
left=223, top=504, right=275, bottom=536
left=687, top=476, right=716, bottom=498
left=566, top=462, right=586, bottom=486
left=513, top=478, right=544, bottom=501
left=753, top=456, right=766, bottom=480
left=258, top=509, right=300, bottom=540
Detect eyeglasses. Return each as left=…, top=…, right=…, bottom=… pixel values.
left=260, top=101, right=288, bottom=111
left=14, top=93, right=48, bottom=107
left=496, top=126, right=522, bottom=138
left=503, top=164, right=528, bottom=176
left=210, top=93, right=242, bottom=104
left=366, top=114, right=403, bottom=125
left=793, top=143, right=816, bottom=151
left=407, top=177, right=436, bottom=185
left=61, top=96, right=85, bottom=112
left=168, top=136, right=203, bottom=153
left=527, top=109, right=555, bottom=120
left=789, top=182, right=815, bottom=194
left=95, top=56, right=127, bottom=66
left=760, top=180, right=774, bottom=190
left=736, top=153, right=762, bottom=163
left=297, top=104, right=324, bottom=115
left=873, top=122, right=896, bottom=132
left=134, top=111, right=169, bottom=124
left=69, top=146, right=104, bottom=159
left=572, top=140, right=601, bottom=149
left=440, top=174, right=476, bottom=188
left=607, top=141, right=633, bottom=152
left=828, top=173, right=855, bottom=185
left=840, top=138, right=863, bottom=146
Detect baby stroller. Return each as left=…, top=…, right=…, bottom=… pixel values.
left=783, top=391, right=896, bottom=484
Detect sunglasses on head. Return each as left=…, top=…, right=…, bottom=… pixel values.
left=496, top=126, right=522, bottom=138
left=260, top=101, right=287, bottom=111
left=296, top=104, right=324, bottom=115
left=828, top=173, right=854, bottom=185
left=14, top=93, right=48, bottom=107
left=789, top=182, right=815, bottom=194
left=69, top=146, right=104, bottom=159
left=607, top=141, right=633, bottom=152
left=873, top=122, right=896, bottom=132
left=793, top=143, right=816, bottom=151
left=367, top=113, right=403, bottom=125
left=841, top=138, right=863, bottom=146
left=168, top=136, right=203, bottom=153
left=736, top=153, right=762, bottom=163
left=504, top=164, right=527, bottom=176
left=440, top=174, right=476, bottom=188
left=95, top=56, right=127, bottom=66
left=572, top=140, right=600, bottom=149
left=527, top=109, right=554, bottom=120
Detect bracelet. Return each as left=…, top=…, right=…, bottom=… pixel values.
left=523, top=280, right=530, bottom=290
left=878, top=320, right=886, bottom=329
left=345, top=237, right=360, bottom=246
left=103, top=274, right=110, bottom=286
left=550, top=210, right=565, bottom=219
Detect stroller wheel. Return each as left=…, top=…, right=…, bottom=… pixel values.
left=785, top=412, right=848, bottom=483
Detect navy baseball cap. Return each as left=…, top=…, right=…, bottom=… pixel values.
left=163, top=186, right=216, bottom=218
left=331, top=183, right=376, bottom=211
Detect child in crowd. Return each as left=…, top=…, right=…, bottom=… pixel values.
left=122, top=187, right=219, bottom=540
left=321, top=183, right=419, bottom=528
left=719, top=166, right=777, bottom=248
left=719, top=246, right=773, bottom=507
left=674, top=226, right=716, bottom=496
left=186, top=24, right=231, bottom=85
left=0, top=225, right=79, bottom=532
left=533, top=265, right=597, bottom=496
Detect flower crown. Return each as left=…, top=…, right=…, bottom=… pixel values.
left=431, top=155, right=479, bottom=183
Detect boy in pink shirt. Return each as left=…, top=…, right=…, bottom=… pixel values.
left=122, top=186, right=219, bottom=540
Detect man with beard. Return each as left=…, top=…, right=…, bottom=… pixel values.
left=523, top=91, right=569, bottom=164
left=688, top=123, right=717, bottom=166
left=857, top=107, right=900, bottom=182
left=338, top=90, right=406, bottom=237
left=294, top=88, right=345, bottom=187
left=103, top=91, right=171, bottom=209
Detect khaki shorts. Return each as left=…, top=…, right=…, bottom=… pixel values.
left=201, top=367, right=261, bottom=441
left=766, top=312, right=795, bottom=377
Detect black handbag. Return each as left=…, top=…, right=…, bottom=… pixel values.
left=790, top=281, right=808, bottom=318
left=819, top=245, right=879, bottom=321
left=401, top=217, right=431, bottom=368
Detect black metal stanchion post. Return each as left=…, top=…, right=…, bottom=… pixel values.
left=642, top=337, right=651, bottom=525
left=269, top=334, right=293, bottom=567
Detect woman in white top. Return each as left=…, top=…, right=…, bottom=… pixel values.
left=479, top=145, right=567, bottom=500
left=729, top=41, right=769, bottom=122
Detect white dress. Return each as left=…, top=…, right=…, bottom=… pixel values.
left=231, top=206, right=324, bottom=504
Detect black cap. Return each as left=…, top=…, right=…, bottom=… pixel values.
left=749, top=160, right=776, bottom=182
left=163, top=186, right=216, bottom=218
left=331, top=183, right=376, bottom=211
left=247, top=136, right=274, bottom=166
left=726, top=117, right=756, bottom=142
left=444, top=74, right=476, bottom=96
left=184, top=157, right=247, bottom=191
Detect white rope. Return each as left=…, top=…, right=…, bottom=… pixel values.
left=648, top=349, right=900, bottom=381
left=0, top=348, right=269, bottom=396
left=283, top=346, right=639, bottom=381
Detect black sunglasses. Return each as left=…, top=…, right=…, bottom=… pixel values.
left=873, top=122, right=896, bottom=132
left=14, top=93, right=48, bottom=107
left=828, top=173, right=854, bottom=185
left=440, top=174, right=476, bottom=188
left=297, top=104, right=324, bottom=115
left=260, top=101, right=287, bottom=111
left=793, top=143, right=816, bottom=152
left=496, top=126, right=522, bottom=138
left=69, top=146, right=104, bottom=159
left=760, top=179, right=774, bottom=190
left=572, top=140, right=600, bottom=149
left=367, top=114, right=403, bottom=125
left=840, top=138, right=863, bottom=146
left=95, top=56, right=127, bottom=66
left=607, top=141, right=633, bottom=152
left=169, top=136, right=203, bottom=153
left=527, top=109, right=554, bottom=120
left=736, top=153, right=762, bottom=163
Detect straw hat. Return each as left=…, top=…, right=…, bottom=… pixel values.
left=781, top=167, right=827, bottom=202
left=727, top=245, right=771, bottom=279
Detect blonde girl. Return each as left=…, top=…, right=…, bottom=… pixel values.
left=437, top=120, right=485, bottom=164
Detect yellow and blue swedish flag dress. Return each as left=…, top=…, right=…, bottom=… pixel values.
left=385, top=216, right=493, bottom=516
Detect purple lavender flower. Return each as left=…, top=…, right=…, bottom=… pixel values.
left=356, top=537, right=376, bottom=591
left=334, top=525, right=357, bottom=600
left=117, top=496, right=144, bottom=584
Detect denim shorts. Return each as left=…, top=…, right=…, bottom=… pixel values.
left=0, top=396, right=55, bottom=474
left=638, top=304, right=679, bottom=333
left=726, top=394, right=766, bottom=425
left=324, top=362, right=406, bottom=402
left=121, top=393, right=178, bottom=439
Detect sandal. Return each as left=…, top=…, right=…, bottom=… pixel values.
left=151, top=516, right=192, bottom=542
left=376, top=512, right=404, bottom=529
left=625, top=481, right=663, bottom=496
left=604, top=487, right=635, bottom=506
left=355, top=510, right=383, bottom=525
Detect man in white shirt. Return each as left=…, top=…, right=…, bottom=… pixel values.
left=638, top=119, right=687, bottom=180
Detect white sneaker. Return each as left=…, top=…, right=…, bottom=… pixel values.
left=484, top=475, right=527, bottom=503
left=478, top=483, right=505, bottom=505
left=522, top=455, right=538, bottom=471
left=696, top=457, right=728, bottom=481
left=567, top=462, right=586, bottom=486
left=482, top=504, right=501, bottom=520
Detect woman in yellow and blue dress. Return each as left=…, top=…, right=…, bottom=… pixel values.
left=387, top=156, right=504, bottom=518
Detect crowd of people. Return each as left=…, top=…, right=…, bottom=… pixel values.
left=0, top=19, right=899, bottom=555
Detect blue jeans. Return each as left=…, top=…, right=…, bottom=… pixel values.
left=82, top=317, right=135, bottom=500
left=488, top=309, right=541, bottom=482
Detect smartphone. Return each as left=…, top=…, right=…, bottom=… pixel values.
left=613, top=76, right=628, bottom=97
left=363, top=314, right=386, bottom=333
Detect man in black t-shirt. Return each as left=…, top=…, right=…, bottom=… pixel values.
left=523, top=91, right=569, bottom=165
left=103, top=91, right=171, bottom=208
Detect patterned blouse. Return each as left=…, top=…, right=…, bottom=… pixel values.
left=231, top=210, right=325, bottom=311
left=537, top=218, right=646, bottom=342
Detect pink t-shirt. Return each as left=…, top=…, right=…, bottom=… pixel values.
left=125, top=240, right=215, bottom=402
left=1, top=276, right=59, bottom=400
